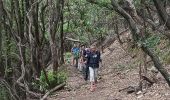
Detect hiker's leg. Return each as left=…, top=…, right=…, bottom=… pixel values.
left=71, top=56, right=74, bottom=66
left=86, top=65, right=89, bottom=80
left=89, top=67, right=95, bottom=91
left=94, top=68, right=98, bottom=84
left=89, top=67, right=94, bottom=82
left=84, top=65, right=88, bottom=81
left=82, top=65, right=85, bottom=74
left=75, top=58, right=78, bottom=68
left=73, top=57, right=76, bottom=67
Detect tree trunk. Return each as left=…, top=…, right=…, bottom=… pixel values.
left=48, top=0, right=60, bottom=72
left=114, top=16, right=123, bottom=44
left=0, top=25, right=3, bottom=77
left=4, top=25, right=12, bottom=81
left=33, top=2, right=42, bottom=76
left=60, top=0, right=64, bottom=64
left=0, top=0, right=3, bottom=17
left=141, top=46, right=170, bottom=86
left=14, top=0, right=27, bottom=99
left=153, top=0, right=170, bottom=29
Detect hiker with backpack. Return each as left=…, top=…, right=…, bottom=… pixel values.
left=81, top=46, right=90, bottom=81
left=86, top=45, right=102, bottom=92
left=71, top=44, right=80, bottom=68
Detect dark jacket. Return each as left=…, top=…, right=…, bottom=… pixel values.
left=81, top=49, right=86, bottom=61
left=86, top=51, right=101, bottom=68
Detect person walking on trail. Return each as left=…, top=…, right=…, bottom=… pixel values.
left=86, top=45, right=102, bottom=92
left=78, top=45, right=86, bottom=71
left=71, top=44, right=80, bottom=68
left=81, top=46, right=90, bottom=81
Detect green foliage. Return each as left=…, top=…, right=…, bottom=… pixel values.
left=64, top=0, right=112, bottom=44
left=39, top=70, right=67, bottom=91
left=143, top=35, right=160, bottom=49
left=65, top=52, right=72, bottom=58
left=161, top=49, right=170, bottom=64
left=0, top=85, right=10, bottom=100
left=64, top=52, right=72, bottom=64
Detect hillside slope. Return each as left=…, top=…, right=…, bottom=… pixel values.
left=49, top=40, right=170, bottom=100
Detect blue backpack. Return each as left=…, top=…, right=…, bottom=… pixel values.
left=72, top=47, right=80, bottom=58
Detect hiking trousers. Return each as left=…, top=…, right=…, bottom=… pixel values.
left=83, top=65, right=89, bottom=81
left=89, top=67, right=98, bottom=82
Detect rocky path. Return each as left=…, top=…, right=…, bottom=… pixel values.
left=49, top=40, right=170, bottom=100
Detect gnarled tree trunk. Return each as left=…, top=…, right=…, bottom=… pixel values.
left=48, top=0, right=60, bottom=71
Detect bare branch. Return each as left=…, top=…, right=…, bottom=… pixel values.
left=40, top=82, right=66, bottom=100
left=86, top=0, right=113, bottom=10
left=16, top=37, right=42, bottom=98
left=65, top=37, right=80, bottom=42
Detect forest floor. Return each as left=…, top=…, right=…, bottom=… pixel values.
left=48, top=40, right=170, bottom=100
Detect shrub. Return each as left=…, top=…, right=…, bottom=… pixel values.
left=64, top=52, right=72, bottom=64
left=39, top=70, right=67, bottom=91
left=162, top=51, right=170, bottom=64
left=143, top=35, right=160, bottom=49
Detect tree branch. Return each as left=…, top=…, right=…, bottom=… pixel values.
left=40, top=82, right=66, bottom=100
left=65, top=37, right=80, bottom=42
left=16, top=37, right=42, bottom=98
left=153, top=0, right=170, bottom=29
left=0, top=79, right=19, bottom=100
left=86, top=0, right=113, bottom=10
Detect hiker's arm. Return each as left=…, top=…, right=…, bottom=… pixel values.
left=80, top=56, right=83, bottom=63
left=71, top=48, right=74, bottom=55
left=84, top=54, right=89, bottom=64
left=71, top=48, right=73, bottom=53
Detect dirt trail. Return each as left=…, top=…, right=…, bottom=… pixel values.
left=49, top=40, right=170, bottom=100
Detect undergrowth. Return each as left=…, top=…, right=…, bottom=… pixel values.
left=0, top=84, right=10, bottom=100
left=39, top=70, right=67, bottom=91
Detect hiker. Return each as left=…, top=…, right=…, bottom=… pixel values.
left=82, top=47, right=90, bottom=81
left=86, top=45, right=101, bottom=91
left=78, top=45, right=86, bottom=71
left=71, top=44, right=80, bottom=67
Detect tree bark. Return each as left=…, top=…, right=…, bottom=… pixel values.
left=33, top=1, right=42, bottom=76
left=60, top=0, right=64, bottom=64
left=141, top=46, right=170, bottom=86
left=114, top=15, right=123, bottom=44
left=0, top=25, right=2, bottom=77
left=153, top=0, right=170, bottom=29
left=48, top=0, right=60, bottom=71
left=0, top=0, right=4, bottom=20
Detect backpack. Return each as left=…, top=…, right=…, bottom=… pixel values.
left=72, top=47, right=80, bottom=59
